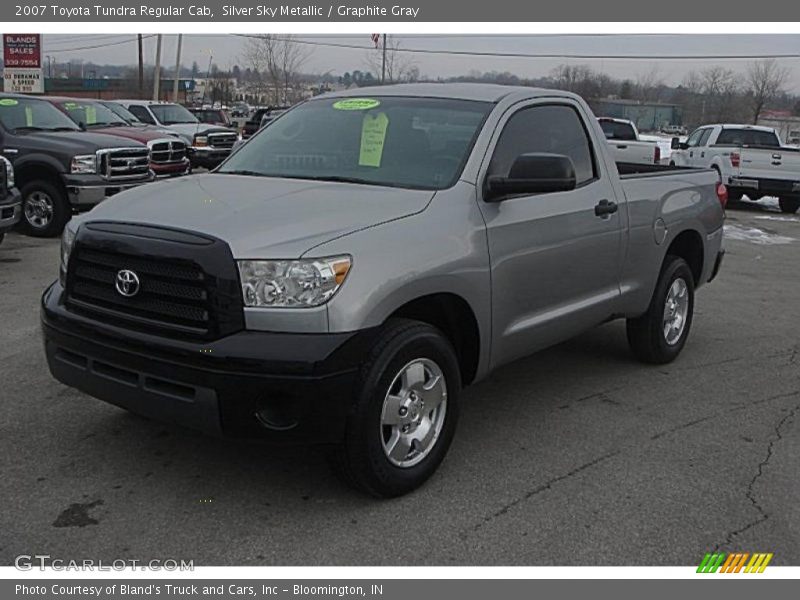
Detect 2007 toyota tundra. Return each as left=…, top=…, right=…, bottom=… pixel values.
left=42, top=84, right=725, bottom=497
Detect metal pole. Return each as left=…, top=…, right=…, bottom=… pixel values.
left=381, top=34, right=387, bottom=84
left=173, top=34, right=183, bottom=103
left=204, top=54, right=213, bottom=106
left=153, top=34, right=162, bottom=101
left=137, top=34, right=144, bottom=97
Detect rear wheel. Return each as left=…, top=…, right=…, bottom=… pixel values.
left=779, top=197, right=800, bottom=214
left=627, top=255, right=695, bottom=364
left=19, top=180, right=69, bottom=237
left=330, top=319, right=460, bottom=497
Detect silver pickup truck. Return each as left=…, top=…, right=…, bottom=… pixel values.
left=42, top=84, right=725, bottom=497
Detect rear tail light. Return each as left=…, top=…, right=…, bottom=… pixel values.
left=730, top=152, right=741, bottom=168
left=654, top=146, right=661, bottom=164
left=716, top=182, right=728, bottom=209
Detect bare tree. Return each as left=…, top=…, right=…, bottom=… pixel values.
left=634, top=66, right=665, bottom=103
left=700, top=67, right=742, bottom=122
left=746, top=59, right=789, bottom=124
left=365, top=36, right=417, bottom=84
left=242, top=35, right=311, bottom=105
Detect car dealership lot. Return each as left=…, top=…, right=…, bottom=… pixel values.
left=1, top=204, right=798, bottom=566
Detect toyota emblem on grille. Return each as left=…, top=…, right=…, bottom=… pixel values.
left=115, top=269, right=140, bottom=297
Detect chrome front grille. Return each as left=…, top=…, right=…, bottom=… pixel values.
left=98, top=147, right=151, bottom=180
left=148, top=139, right=188, bottom=164
left=207, top=132, right=237, bottom=149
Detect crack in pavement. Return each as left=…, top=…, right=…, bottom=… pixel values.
left=465, top=450, right=622, bottom=536
left=715, top=404, right=800, bottom=552
left=459, top=390, right=799, bottom=543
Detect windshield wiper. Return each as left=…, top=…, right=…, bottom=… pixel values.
left=297, top=175, right=379, bottom=186
left=12, top=126, right=46, bottom=132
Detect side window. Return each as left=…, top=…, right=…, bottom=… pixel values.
left=686, top=128, right=705, bottom=147
left=489, top=104, right=597, bottom=186
left=697, top=128, right=713, bottom=147
left=127, top=105, right=155, bottom=125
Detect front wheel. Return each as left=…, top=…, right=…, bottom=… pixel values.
left=330, top=319, right=461, bottom=497
left=627, top=255, right=695, bottom=364
left=19, top=180, right=69, bottom=237
left=779, top=197, right=800, bottom=214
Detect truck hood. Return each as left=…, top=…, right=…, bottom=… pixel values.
left=164, top=123, right=234, bottom=139
left=85, top=125, right=167, bottom=143
left=81, top=173, right=435, bottom=258
left=13, top=130, right=147, bottom=153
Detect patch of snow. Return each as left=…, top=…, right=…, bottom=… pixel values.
left=755, top=215, right=800, bottom=223
left=723, top=223, right=795, bottom=245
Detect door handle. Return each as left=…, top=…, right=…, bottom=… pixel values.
left=617, top=144, right=628, bottom=150
left=595, top=199, right=618, bottom=217
left=700, top=151, right=705, bottom=158
left=689, top=151, right=694, bottom=158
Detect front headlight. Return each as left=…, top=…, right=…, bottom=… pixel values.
left=70, top=154, right=97, bottom=174
left=59, top=226, right=77, bottom=287
left=237, top=256, right=351, bottom=308
left=194, top=135, right=208, bottom=147
left=3, top=157, right=13, bottom=189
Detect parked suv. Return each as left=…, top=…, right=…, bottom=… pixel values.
left=46, top=97, right=190, bottom=179
left=0, top=93, right=153, bottom=237
left=44, top=84, right=724, bottom=496
left=189, top=107, right=235, bottom=129
left=0, top=156, right=21, bottom=245
left=113, top=100, right=237, bottom=169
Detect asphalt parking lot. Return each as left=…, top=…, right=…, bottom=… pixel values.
left=1, top=202, right=798, bottom=566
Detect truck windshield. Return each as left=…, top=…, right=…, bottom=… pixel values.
left=150, top=104, right=198, bottom=125
left=599, top=119, right=637, bottom=141
left=218, top=96, right=492, bottom=190
left=102, top=102, right=142, bottom=124
left=57, top=100, right=128, bottom=128
left=0, top=96, right=80, bottom=132
left=716, top=129, right=781, bottom=148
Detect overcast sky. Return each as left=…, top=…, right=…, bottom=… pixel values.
left=40, top=34, right=800, bottom=91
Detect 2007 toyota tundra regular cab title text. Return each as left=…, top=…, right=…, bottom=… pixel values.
left=42, top=84, right=725, bottom=497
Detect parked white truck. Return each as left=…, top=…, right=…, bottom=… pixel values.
left=598, top=117, right=661, bottom=166
left=670, top=124, right=800, bottom=214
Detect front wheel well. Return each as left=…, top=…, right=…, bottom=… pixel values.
left=14, top=163, right=65, bottom=192
left=387, top=293, right=480, bottom=386
left=665, top=229, right=704, bottom=285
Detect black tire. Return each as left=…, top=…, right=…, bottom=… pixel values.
left=626, top=255, right=695, bottom=364
left=19, top=180, right=69, bottom=237
left=330, top=319, right=461, bottom=498
left=779, top=197, right=800, bottom=214
left=728, top=190, right=743, bottom=203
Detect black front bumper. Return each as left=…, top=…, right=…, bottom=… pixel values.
left=42, top=282, right=376, bottom=444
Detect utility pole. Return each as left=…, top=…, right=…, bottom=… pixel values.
left=137, top=34, right=144, bottom=97
left=153, top=34, right=162, bottom=101
left=381, top=34, right=387, bottom=84
left=172, top=34, right=183, bottom=103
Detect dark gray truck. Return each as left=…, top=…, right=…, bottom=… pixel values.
left=42, top=84, right=725, bottom=496
left=0, top=94, right=154, bottom=237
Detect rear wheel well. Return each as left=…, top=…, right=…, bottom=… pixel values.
left=666, top=230, right=703, bottom=285
left=388, top=293, right=480, bottom=386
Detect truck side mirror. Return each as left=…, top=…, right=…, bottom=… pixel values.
left=486, top=153, right=577, bottom=202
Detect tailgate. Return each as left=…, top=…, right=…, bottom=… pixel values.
left=738, top=147, right=800, bottom=181
left=607, top=140, right=656, bottom=165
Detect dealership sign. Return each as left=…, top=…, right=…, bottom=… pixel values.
left=3, top=69, right=43, bottom=93
left=3, top=33, right=44, bottom=93
left=3, top=34, right=41, bottom=68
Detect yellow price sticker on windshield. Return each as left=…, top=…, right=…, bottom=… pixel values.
left=25, top=106, right=33, bottom=127
left=334, top=98, right=380, bottom=111
left=359, top=112, right=389, bottom=168
left=0, top=99, right=18, bottom=107
left=85, top=106, right=97, bottom=124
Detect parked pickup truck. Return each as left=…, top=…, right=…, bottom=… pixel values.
left=45, top=97, right=191, bottom=179
left=42, top=84, right=725, bottom=497
left=670, top=124, right=800, bottom=213
left=0, top=155, right=21, bottom=246
left=0, top=93, right=154, bottom=237
left=598, top=117, right=661, bottom=165
left=113, top=100, right=238, bottom=169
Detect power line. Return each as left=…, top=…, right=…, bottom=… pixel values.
left=235, top=34, right=800, bottom=61
left=42, top=35, right=157, bottom=53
